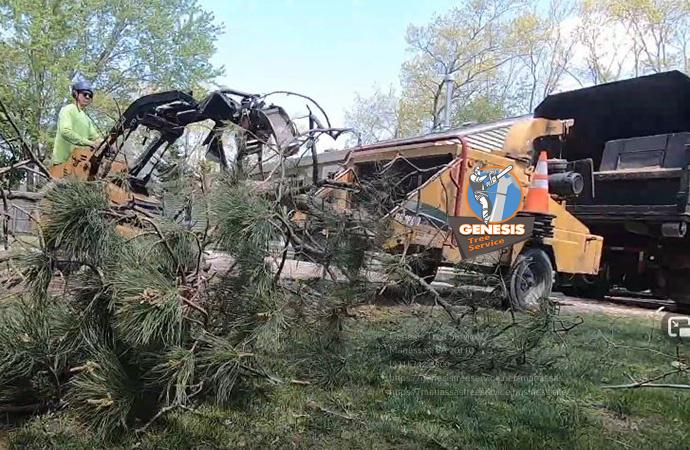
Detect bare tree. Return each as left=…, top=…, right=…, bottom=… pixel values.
left=344, top=85, right=401, bottom=145
left=574, top=1, right=632, bottom=84
left=604, top=0, right=690, bottom=74
left=510, top=0, right=580, bottom=111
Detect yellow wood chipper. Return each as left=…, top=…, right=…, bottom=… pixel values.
left=315, top=118, right=604, bottom=309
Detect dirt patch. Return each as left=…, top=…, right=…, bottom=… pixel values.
left=598, top=410, right=640, bottom=433
left=351, top=294, right=683, bottom=324
left=554, top=295, right=688, bottom=320
left=352, top=304, right=430, bottom=321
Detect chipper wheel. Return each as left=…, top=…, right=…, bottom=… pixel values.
left=508, top=248, right=554, bottom=310
left=558, top=263, right=610, bottom=300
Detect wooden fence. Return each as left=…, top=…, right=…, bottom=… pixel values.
left=1, top=198, right=38, bottom=235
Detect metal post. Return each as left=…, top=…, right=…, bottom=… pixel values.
left=443, top=72, right=454, bottom=130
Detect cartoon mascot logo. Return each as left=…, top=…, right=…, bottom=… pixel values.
left=447, top=162, right=534, bottom=260
left=467, top=163, right=523, bottom=225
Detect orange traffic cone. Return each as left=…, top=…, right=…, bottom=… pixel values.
left=523, top=151, right=549, bottom=214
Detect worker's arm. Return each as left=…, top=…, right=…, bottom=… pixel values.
left=470, top=173, right=488, bottom=183
left=87, top=117, right=102, bottom=144
left=488, top=170, right=499, bottom=185
left=57, top=106, right=95, bottom=147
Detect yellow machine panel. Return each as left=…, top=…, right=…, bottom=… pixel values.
left=543, top=197, right=602, bottom=275
left=336, top=120, right=603, bottom=277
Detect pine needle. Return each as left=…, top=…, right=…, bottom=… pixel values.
left=66, top=346, right=138, bottom=438
left=41, top=180, right=117, bottom=263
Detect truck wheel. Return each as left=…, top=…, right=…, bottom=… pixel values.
left=577, top=275, right=609, bottom=299
left=508, top=248, right=554, bottom=310
left=665, top=270, right=690, bottom=304
left=570, top=264, right=610, bottom=299
left=622, top=272, right=649, bottom=293
left=559, top=286, right=580, bottom=297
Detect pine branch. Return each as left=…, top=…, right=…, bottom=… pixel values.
left=0, top=159, right=31, bottom=177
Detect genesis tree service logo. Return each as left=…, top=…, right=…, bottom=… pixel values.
left=448, top=163, right=535, bottom=259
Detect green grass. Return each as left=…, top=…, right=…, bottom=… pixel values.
left=4, top=308, right=690, bottom=450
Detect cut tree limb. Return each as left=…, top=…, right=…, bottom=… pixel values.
left=603, top=383, right=690, bottom=390
left=0, top=159, right=31, bottom=176
left=401, top=266, right=460, bottom=323
left=603, top=366, right=689, bottom=390
left=2, top=190, right=44, bottom=201
left=0, top=251, right=19, bottom=263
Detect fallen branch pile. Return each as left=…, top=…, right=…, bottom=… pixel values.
left=0, top=112, right=572, bottom=439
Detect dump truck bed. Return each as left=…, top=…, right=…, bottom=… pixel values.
left=534, top=71, right=690, bottom=225
left=534, top=70, right=690, bottom=170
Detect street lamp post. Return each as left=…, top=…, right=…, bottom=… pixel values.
left=443, top=71, right=454, bottom=130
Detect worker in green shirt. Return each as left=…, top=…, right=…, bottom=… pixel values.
left=52, top=80, right=102, bottom=165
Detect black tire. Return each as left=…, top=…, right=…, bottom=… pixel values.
left=665, top=269, right=690, bottom=304
left=622, top=273, right=649, bottom=293
left=556, top=264, right=610, bottom=299
left=569, top=263, right=610, bottom=299
left=508, top=248, right=554, bottom=310
left=576, top=277, right=609, bottom=299
left=407, top=248, right=441, bottom=283
left=559, top=285, right=581, bottom=297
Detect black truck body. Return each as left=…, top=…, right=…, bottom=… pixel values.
left=533, top=71, right=690, bottom=300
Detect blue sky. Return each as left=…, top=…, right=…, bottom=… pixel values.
left=199, top=0, right=457, bottom=127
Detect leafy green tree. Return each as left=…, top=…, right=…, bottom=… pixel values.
left=399, top=0, right=521, bottom=134
left=574, top=0, right=631, bottom=84
left=453, top=94, right=508, bottom=125
left=345, top=0, right=690, bottom=144
left=0, top=0, right=224, bottom=162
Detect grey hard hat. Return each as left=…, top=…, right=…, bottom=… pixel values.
left=71, top=79, right=93, bottom=93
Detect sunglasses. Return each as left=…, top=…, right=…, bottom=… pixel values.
left=79, top=91, right=93, bottom=99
